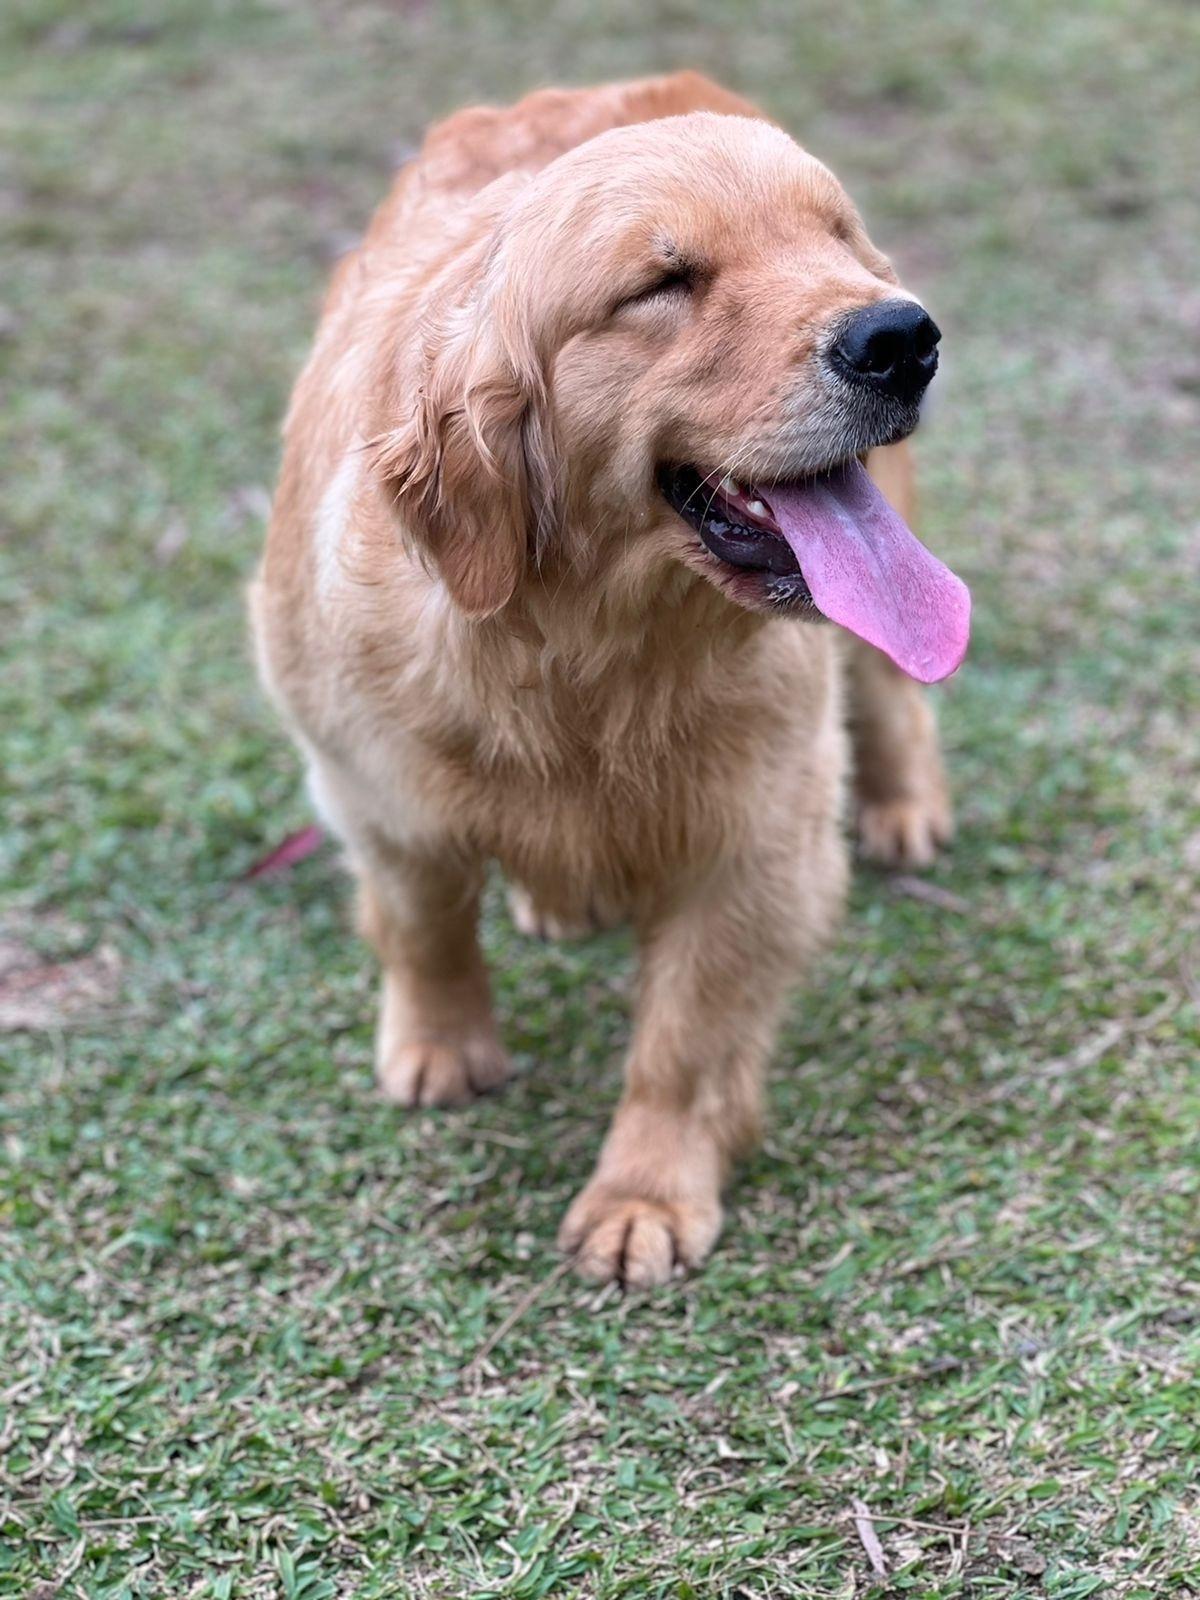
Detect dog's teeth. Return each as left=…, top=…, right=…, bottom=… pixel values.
left=746, top=499, right=768, bottom=517
left=720, top=474, right=741, bottom=498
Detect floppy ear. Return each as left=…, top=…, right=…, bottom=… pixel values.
left=369, top=251, right=556, bottom=620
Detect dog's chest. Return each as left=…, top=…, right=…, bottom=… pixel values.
left=415, top=677, right=835, bottom=919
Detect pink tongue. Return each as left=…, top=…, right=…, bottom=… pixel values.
left=762, top=459, right=970, bottom=683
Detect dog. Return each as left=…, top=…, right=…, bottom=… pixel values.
left=251, top=71, right=969, bottom=1287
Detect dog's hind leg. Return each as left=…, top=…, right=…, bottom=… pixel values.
left=505, top=882, right=617, bottom=942
left=847, top=638, right=953, bottom=867
left=848, top=444, right=955, bottom=868
left=357, top=837, right=513, bottom=1108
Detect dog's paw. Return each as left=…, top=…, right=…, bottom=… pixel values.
left=858, top=792, right=953, bottom=869
left=507, top=884, right=597, bottom=942
left=558, top=1187, right=722, bottom=1288
left=377, top=1034, right=513, bottom=1108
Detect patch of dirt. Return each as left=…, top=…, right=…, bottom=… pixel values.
left=0, top=921, right=121, bottom=1031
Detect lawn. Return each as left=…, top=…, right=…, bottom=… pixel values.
left=2, top=1, right=1199, bottom=1595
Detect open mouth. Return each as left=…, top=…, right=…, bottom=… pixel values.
left=660, top=463, right=813, bottom=588
left=658, top=459, right=972, bottom=685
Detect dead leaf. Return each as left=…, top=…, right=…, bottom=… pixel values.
left=1002, top=1536, right=1048, bottom=1577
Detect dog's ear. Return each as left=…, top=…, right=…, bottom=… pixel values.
left=369, top=247, right=556, bottom=620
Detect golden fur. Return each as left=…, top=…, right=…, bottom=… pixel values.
left=252, top=72, right=952, bottom=1286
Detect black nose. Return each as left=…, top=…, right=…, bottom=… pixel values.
left=830, top=299, right=940, bottom=401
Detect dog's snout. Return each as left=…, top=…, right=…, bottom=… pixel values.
left=830, top=299, right=940, bottom=401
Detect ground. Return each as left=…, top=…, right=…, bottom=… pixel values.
left=2, top=1, right=1199, bottom=1596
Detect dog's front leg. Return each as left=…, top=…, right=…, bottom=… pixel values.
left=559, top=847, right=844, bottom=1286
left=357, top=841, right=512, bottom=1108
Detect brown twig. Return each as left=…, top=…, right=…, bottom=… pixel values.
left=817, top=1355, right=966, bottom=1400
left=890, top=875, right=972, bottom=914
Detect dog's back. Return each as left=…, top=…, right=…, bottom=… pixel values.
left=395, top=71, right=762, bottom=203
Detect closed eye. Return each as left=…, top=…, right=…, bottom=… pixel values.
left=612, top=267, right=694, bottom=315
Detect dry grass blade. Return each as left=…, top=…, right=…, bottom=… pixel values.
left=462, top=1258, right=574, bottom=1376
left=851, top=1499, right=889, bottom=1578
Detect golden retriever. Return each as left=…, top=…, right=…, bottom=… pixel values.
left=251, top=72, right=969, bottom=1286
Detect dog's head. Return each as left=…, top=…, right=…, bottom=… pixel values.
left=372, top=113, right=968, bottom=682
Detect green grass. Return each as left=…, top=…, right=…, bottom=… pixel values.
left=2, top=0, right=1199, bottom=1595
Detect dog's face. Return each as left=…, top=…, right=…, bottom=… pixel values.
left=377, top=113, right=968, bottom=680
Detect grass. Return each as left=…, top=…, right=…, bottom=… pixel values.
left=2, top=0, right=1199, bottom=1594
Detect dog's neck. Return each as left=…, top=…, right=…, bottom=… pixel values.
left=502, top=565, right=767, bottom=684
